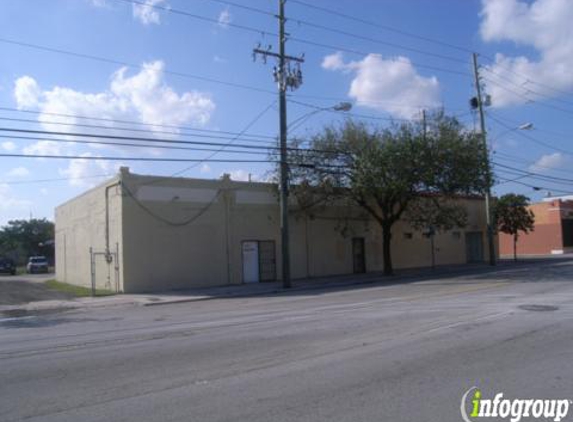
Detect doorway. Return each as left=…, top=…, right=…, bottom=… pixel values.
left=465, top=232, right=484, bottom=263
left=352, top=237, right=366, bottom=274
left=242, top=240, right=277, bottom=283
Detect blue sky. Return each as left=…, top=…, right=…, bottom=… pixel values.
left=1, top=0, right=573, bottom=224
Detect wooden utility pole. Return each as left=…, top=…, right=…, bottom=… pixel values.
left=472, top=53, right=496, bottom=266
left=253, top=0, right=304, bottom=288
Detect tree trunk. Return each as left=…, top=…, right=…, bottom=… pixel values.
left=513, top=234, right=518, bottom=262
left=382, top=223, right=393, bottom=275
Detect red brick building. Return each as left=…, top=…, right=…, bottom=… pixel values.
left=498, top=198, right=573, bottom=257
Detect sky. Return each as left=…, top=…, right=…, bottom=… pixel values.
left=1, top=0, right=573, bottom=225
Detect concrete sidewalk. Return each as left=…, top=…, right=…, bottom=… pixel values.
left=1, top=257, right=569, bottom=315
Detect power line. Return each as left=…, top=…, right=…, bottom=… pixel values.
left=288, top=0, right=473, bottom=55
left=117, top=0, right=274, bottom=35
left=483, top=77, right=573, bottom=117
left=0, top=37, right=275, bottom=95
left=482, top=67, right=573, bottom=109
left=166, top=99, right=277, bottom=178
left=118, top=0, right=472, bottom=78
left=283, top=0, right=573, bottom=97
left=493, top=162, right=573, bottom=184
left=0, top=106, right=277, bottom=140
left=286, top=17, right=469, bottom=65
left=493, top=152, right=573, bottom=176
left=0, top=174, right=113, bottom=185
left=0, top=153, right=272, bottom=163
left=0, top=134, right=272, bottom=155
left=0, top=127, right=293, bottom=152
left=288, top=37, right=472, bottom=77
left=479, top=55, right=573, bottom=98
left=487, top=113, right=573, bottom=155
left=0, top=116, right=277, bottom=145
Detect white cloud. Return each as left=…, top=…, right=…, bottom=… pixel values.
left=15, top=60, right=215, bottom=156
left=480, top=0, right=573, bottom=107
left=90, top=0, right=108, bottom=7
left=6, top=167, right=30, bottom=178
left=200, top=163, right=211, bottom=174
left=0, top=183, right=32, bottom=213
left=322, top=52, right=347, bottom=72
left=132, top=0, right=168, bottom=25
left=224, top=169, right=257, bottom=182
left=322, top=52, right=440, bottom=118
left=58, top=153, right=116, bottom=187
left=14, top=76, right=41, bottom=109
left=22, top=141, right=65, bottom=157
left=213, top=55, right=228, bottom=64
left=217, top=8, right=232, bottom=28
left=1, top=141, right=16, bottom=152
left=529, top=152, right=570, bottom=172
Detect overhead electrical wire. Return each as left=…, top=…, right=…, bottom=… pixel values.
left=287, top=0, right=573, bottom=97
left=164, top=99, right=277, bottom=178
left=0, top=106, right=277, bottom=140
left=487, top=113, right=573, bottom=155
left=0, top=174, right=114, bottom=186
left=288, top=0, right=473, bottom=55
left=115, top=0, right=473, bottom=78
left=0, top=153, right=271, bottom=163
left=0, top=134, right=272, bottom=156
left=483, top=76, right=573, bottom=117
left=0, top=116, right=277, bottom=145
left=0, top=37, right=275, bottom=95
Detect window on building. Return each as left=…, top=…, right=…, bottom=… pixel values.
left=404, top=232, right=413, bottom=240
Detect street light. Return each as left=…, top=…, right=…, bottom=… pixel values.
left=280, top=101, right=352, bottom=289
left=288, top=102, right=353, bottom=132
left=493, top=122, right=534, bottom=142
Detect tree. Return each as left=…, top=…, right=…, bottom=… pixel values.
left=286, top=113, right=489, bottom=275
left=0, top=219, right=55, bottom=265
left=494, top=194, right=535, bottom=261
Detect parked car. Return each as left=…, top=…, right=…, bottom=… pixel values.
left=26, top=256, right=49, bottom=274
left=0, top=257, right=16, bottom=275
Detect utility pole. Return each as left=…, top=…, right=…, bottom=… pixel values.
left=253, top=0, right=304, bottom=288
left=472, top=53, right=496, bottom=266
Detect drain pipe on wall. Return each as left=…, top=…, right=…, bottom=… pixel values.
left=105, top=179, right=122, bottom=264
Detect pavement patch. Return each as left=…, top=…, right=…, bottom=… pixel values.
left=518, top=304, right=559, bottom=312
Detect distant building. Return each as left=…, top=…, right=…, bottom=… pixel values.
left=498, top=197, right=573, bottom=257
left=55, top=167, right=492, bottom=293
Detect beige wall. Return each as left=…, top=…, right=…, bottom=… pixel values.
left=55, top=176, right=124, bottom=291
left=56, top=169, right=490, bottom=293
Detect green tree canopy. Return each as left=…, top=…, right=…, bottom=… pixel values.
left=0, top=219, right=54, bottom=265
left=285, top=112, right=489, bottom=275
left=494, top=194, right=535, bottom=261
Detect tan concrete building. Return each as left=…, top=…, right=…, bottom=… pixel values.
left=55, top=167, right=491, bottom=293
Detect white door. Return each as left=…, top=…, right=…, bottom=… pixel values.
left=242, top=241, right=260, bottom=283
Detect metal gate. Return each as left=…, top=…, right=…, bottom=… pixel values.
left=241, top=240, right=276, bottom=283
left=258, top=241, right=276, bottom=282
left=89, top=244, right=120, bottom=296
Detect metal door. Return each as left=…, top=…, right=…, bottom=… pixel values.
left=465, top=232, right=484, bottom=263
left=258, top=241, right=276, bottom=282
left=242, top=241, right=259, bottom=283
left=352, top=237, right=366, bottom=274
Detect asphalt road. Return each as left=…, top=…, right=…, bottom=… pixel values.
left=2, top=260, right=573, bottom=421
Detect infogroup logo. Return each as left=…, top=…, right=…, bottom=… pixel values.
left=461, top=387, right=572, bottom=422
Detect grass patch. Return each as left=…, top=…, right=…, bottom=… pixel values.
left=45, top=280, right=115, bottom=297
